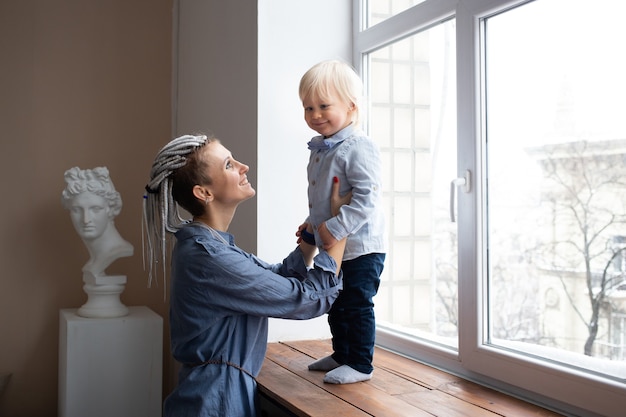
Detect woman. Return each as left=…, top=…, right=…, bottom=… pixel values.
left=143, top=134, right=349, bottom=417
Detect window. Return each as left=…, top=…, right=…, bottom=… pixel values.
left=363, top=0, right=426, bottom=28
left=368, top=17, right=458, bottom=349
left=485, top=0, right=626, bottom=377
left=356, top=0, right=626, bottom=415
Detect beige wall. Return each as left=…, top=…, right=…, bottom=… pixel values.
left=0, top=1, right=174, bottom=415
left=174, top=0, right=258, bottom=254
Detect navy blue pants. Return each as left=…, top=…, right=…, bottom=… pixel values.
left=329, top=253, right=385, bottom=374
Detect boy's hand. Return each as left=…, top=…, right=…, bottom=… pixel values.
left=296, top=222, right=315, bottom=245
left=295, top=222, right=308, bottom=244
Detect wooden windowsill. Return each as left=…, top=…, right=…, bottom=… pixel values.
left=257, top=339, right=563, bottom=417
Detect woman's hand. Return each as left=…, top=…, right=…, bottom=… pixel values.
left=320, top=177, right=352, bottom=250
left=323, top=177, right=350, bottom=273
left=330, top=176, right=352, bottom=217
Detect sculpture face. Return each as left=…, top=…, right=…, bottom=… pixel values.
left=68, top=192, right=111, bottom=241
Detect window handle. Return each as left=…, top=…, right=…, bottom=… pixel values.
left=450, top=170, right=471, bottom=223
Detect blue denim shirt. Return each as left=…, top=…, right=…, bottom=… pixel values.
left=307, top=124, right=386, bottom=260
left=164, top=222, right=343, bottom=417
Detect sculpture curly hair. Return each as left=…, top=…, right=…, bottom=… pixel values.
left=62, top=167, right=122, bottom=217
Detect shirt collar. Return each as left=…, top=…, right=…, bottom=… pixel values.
left=307, top=124, right=357, bottom=150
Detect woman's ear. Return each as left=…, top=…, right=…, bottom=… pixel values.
left=192, top=185, right=213, bottom=203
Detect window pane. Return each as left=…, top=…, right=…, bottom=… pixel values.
left=485, top=0, right=626, bottom=378
left=364, top=0, right=426, bottom=29
left=369, top=19, right=457, bottom=347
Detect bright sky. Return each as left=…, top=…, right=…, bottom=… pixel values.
left=487, top=0, right=626, bottom=147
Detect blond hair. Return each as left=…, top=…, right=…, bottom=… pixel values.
left=299, top=60, right=364, bottom=127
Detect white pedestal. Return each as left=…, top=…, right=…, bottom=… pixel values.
left=59, top=306, right=163, bottom=417
left=78, top=274, right=129, bottom=318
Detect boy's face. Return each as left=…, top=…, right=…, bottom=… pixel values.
left=302, top=89, right=354, bottom=138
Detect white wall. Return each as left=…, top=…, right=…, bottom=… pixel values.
left=258, top=0, right=352, bottom=341
left=175, top=0, right=352, bottom=341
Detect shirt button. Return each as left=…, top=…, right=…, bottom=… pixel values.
left=311, top=180, right=316, bottom=186
left=309, top=203, right=313, bottom=208
left=315, top=157, right=320, bottom=163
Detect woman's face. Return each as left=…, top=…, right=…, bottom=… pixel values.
left=69, top=192, right=111, bottom=241
left=201, top=141, right=255, bottom=206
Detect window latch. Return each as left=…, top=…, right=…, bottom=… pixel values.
left=450, top=170, right=471, bottom=223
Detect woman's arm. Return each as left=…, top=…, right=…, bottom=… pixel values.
left=298, top=225, right=317, bottom=266
left=325, top=235, right=346, bottom=275
left=299, top=176, right=351, bottom=268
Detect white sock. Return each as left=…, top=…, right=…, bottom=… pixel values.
left=308, top=355, right=341, bottom=371
left=323, top=365, right=372, bottom=384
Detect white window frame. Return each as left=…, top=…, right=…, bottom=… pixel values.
left=354, top=1, right=626, bottom=415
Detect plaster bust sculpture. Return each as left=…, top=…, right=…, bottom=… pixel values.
left=61, top=167, right=134, bottom=280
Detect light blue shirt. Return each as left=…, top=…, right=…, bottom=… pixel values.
left=164, top=222, right=343, bottom=417
left=307, top=124, right=387, bottom=260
